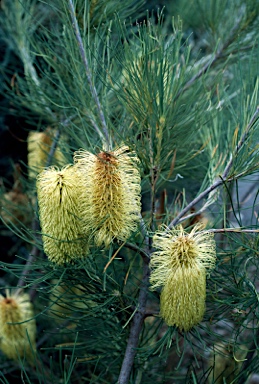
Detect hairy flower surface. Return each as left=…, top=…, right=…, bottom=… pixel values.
left=150, top=224, right=216, bottom=331
left=74, top=146, right=141, bottom=247
left=28, top=129, right=67, bottom=179
left=0, top=290, right=36, bottom=361
left=37, top=165, right=88, bottom=264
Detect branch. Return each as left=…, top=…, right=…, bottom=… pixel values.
left=205, top=227, right=259, bottom=234
left=67, top=0, right=110, bottom=150
left=118, top=216, right=151, bottom=382
left=16, top=222, right=40, bottom=292
left=168, top=179, right=222, bottom=229
left=168, top=106, right=259, bottom=228
left=118, top=262, right=150, bottom=384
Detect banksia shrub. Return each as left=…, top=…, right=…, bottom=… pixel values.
left=2, top=0, right=259, bottom=381
left=37, top=165, right=88, bottom=264
left=0, top=290, right=36, bottom=361
left=150, top=224, right=216, bottom=331
left=74, top=146, right=141, bottom=248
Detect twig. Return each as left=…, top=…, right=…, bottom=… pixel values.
left=16, top=221, right=40, bottom=291
left=178, top=172, right=258, bottom=228
left=102, top=238, right=150, bottom=274
left=67, top=0, right=110, bottom=150
left=175, top=206, right=208, bottom=226
left=118, top=207, right=152, bottom=381
left=168, top=106, right=259, bottom=228
left=205, top=227, right=259, bottom=234
left=118, top=261, right=150, bottom=384
left=104, top=242, right=125, bottom=273
left=168, top=179, right=222, bottom=229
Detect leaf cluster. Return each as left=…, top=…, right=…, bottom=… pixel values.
left=0, top=0, right=259, bottom=383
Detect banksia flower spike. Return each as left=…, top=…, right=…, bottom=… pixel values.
left=37, top=165, right=88, bottom=264
left=0, top=290, right=36, bottom=361
left=28, top=128, right=67, bottom=179
left=74, top=146, right=141, bottom=248
left=150, top=224, right=216, bottom=331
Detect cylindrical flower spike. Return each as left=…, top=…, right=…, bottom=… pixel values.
left=74, top=146, right=141, bottom=248
left=28, top=128, right=67, bottom=179
left=37, top=165, right=88, bottom=264
left=150, top=224, right=216, bottom=331
left=0, top=290, right=36, bottom=361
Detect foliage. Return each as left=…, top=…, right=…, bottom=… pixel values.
left=0, top=0, right=259, bottom=383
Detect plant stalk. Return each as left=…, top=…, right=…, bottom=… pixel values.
left=118, top=260, right=150, bottom=384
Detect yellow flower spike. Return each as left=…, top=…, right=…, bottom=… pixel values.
left=74, top=146, right=141, bottom=248
left=0, top=290, right=36, bottom=361
left=37, top=165, right=88, bottom=264
left=150, top=224, right=216, bottom=331
left=28, top=128, right=67, bottom=179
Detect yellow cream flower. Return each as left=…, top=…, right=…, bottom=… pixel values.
left=0, top=290, right=36, bottom=361
left=150, top=224, right=216, bottom=331
left=74, top=146, right=141, bottom=248
left=28, top=128, right=67, bottom=179
left=37, top=165, right=88, bottom=264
